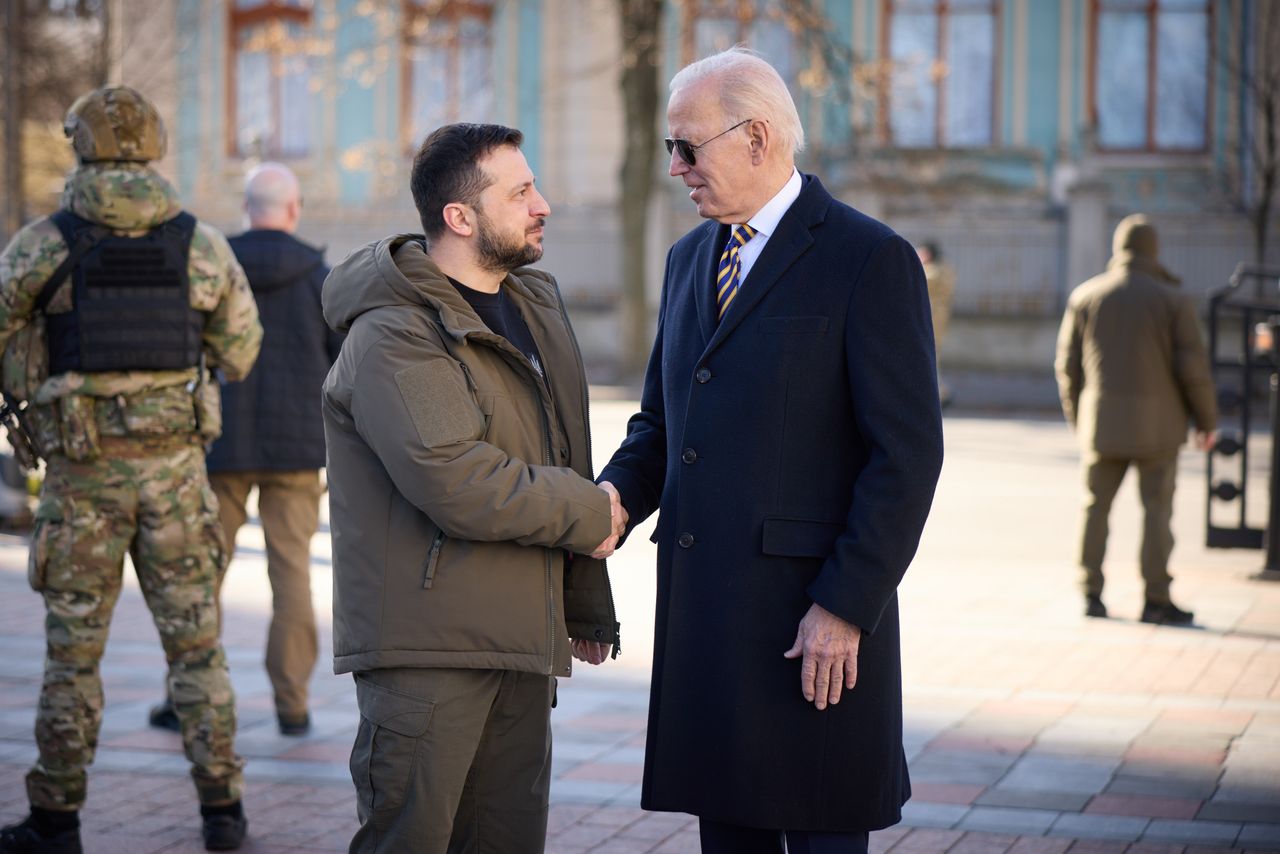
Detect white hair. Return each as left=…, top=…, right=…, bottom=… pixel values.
left=244, top=161, right=300, bottom=221
left=669, top=46, right=805, bottom=156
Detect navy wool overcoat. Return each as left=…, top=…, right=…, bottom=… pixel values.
left=600, top=175, right=945, bottom=832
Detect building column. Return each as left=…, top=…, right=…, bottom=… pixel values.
left=1064, top=178, right=1110, bottom=297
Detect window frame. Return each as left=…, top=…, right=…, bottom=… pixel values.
left=1086, top=0, right=1215, bottom=153
left=225, top=0, right=315, bottom=159
left=678, top=0, right=801, bottom=87
left=399, top=0, right=496, bottom=155
left=878, top=0, right=1003, bottom=150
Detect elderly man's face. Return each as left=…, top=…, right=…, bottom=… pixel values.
left=666, top=79, right=755, bottom=224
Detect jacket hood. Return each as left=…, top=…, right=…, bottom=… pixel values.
left=60, top=162, right=181, bottom=230
left=322, top=233, right=550, bottom=336
left=230, top=229, right=326, bottom=293
left=1108, top=213, right=1179, bottom=284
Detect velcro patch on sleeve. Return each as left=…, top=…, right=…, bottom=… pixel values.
left=394, top=360, right=483, bottom=447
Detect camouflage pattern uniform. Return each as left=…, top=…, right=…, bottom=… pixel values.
left=0, top=157, right=262, bottom=812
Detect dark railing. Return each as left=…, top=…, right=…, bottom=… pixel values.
left=1206, top=264, right=1280, bottom=551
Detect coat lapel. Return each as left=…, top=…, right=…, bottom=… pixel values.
left=693, top=222, right=729, bottom=344
left=705, top=175, right=829, bottom=353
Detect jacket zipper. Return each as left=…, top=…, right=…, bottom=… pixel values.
left=552, top=286, right=621, bottom=657
left=422, top=528, right=445, bottom=589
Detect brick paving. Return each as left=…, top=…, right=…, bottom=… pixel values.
left=0, top=405, right=1277, bottom=852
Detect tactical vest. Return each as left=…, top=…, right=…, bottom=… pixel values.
left=44, top=210, right=205, bottom=374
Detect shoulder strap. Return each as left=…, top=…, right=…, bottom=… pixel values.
left=36, top=210, right=110, bottom=314
left=160, top=210, right=198, bottom=251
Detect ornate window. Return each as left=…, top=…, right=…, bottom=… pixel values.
left=680, top=0, right=797, bottom=87
left=401, top=0, right=495, bottom=152
left=228, top=0, right=316, bottom=158
left=1090, top=0, right=1211, bottom=151
left=882, top=0, right=1000, bottom=148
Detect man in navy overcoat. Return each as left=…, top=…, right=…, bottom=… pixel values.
left=599, top=47, right=945, bottom=854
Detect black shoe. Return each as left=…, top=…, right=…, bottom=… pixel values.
left=0, top=815, right=83, bottom=854
left=201, top=803, right=247, bottom=851
left=1084, top=595, right=1108, bottom=618
left=277, top=712, right=311, bottom=737
left=148, top=699, right=180, bottom=732
left=1141, top=601, right=1194, bottom=626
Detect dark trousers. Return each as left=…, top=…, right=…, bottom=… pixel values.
left=698, top=818, right=870, bottom=854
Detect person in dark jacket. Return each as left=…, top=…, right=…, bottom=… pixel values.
left=599, top=49, right=944, bottom=853
left=149, top=162, right=341, bottom=737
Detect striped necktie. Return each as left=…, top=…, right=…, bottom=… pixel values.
left=716, top=223, right=757, bottom=320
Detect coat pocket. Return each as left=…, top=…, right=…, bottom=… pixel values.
left=422, top=528, right=446, bottom=589
left=760, top=516, right=845, bottom=558
left=351, top=675, right=436, bottom=818
left=27, top=496, right=64, bottom=592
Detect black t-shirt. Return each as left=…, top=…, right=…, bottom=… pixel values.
left=448, top=277, right=545, bottom=381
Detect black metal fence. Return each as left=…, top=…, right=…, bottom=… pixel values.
left=1206, top=264, right=1280, bottom=551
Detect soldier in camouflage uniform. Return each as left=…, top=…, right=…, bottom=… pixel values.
left=0, top=87, right=262, bottom=853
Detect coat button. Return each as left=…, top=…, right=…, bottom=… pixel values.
left=681, top=448, right=697, bottom=464
left=677, top=532, right=695, bottom=548
left=559, top=447, right=569, bottom=459
left=695, top=367, right=712, bottom=383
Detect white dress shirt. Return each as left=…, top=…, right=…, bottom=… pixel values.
left=737, top=168, right=802, bottom=285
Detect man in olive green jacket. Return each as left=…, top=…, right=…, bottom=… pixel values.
left=321, top=124, right=624, bottom=853
left=1055, top=214, right=1217, bottom=625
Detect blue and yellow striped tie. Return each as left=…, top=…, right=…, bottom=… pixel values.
left=716, top=223, right=757, bottom=320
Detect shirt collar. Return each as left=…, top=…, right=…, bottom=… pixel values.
left=745, top=168, right=802, bottom=239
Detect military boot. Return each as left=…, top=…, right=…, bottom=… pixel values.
left=200, top=801, right=247, bottom=851
left=0, top=809, right=83, bottom=854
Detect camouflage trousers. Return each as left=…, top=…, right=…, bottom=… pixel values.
left=25, top=437, right=245, bottom=811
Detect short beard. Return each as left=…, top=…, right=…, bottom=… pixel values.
left=476, top=209, right=544, bottom=273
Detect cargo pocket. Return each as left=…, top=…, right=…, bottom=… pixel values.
left=27, top=496, right=64, bottom=592
left=198, top=482, right=228, bottom=574
left=351, top=675, right=436, bottom=819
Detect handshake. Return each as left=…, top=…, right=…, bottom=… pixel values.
left=571, top=482, right=628, bottom=666
left=589, top=481, right=628, bottom=560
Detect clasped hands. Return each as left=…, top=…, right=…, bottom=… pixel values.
left=589, top=481, right=627, bottom=559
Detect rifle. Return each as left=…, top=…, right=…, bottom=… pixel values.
left=0, top=392, right=39, bottom=471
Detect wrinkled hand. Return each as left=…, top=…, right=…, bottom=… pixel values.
left=589, top=481, right=628, bottom=559
left=1195, top=429, right=1218, bottom=452
left=783, top=603, right=862, bottom=710
left=571, top=639, right=612, bottom=665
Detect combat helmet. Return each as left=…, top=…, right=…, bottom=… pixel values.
left=63, top=86, right=167, bottom=163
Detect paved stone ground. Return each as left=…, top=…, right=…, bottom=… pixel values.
left=0, top=404, right=1277, bottom=853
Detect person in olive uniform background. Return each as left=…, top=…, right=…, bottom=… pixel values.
left=1055, top=214, right=1217, bottom=626
left=0, top=87, right=262, bottom=852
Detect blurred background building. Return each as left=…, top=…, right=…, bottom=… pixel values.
left=1, top=0, right=1275, bottom=397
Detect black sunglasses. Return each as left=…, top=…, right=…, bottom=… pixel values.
left=664, top=118, right=751, bottom=166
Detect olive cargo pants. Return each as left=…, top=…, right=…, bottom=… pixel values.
left=1079, top=452, right=1178, bottom=605
left=348, top=668, right=555, bottom=854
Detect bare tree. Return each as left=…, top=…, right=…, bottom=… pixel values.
left=1223, top=2, right=1280, bottom=267
left=0, top=0, right=108, bottom=242
left=618, top=0, right=664, bottom=380
left=2, top=0, right=25, bottom=243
